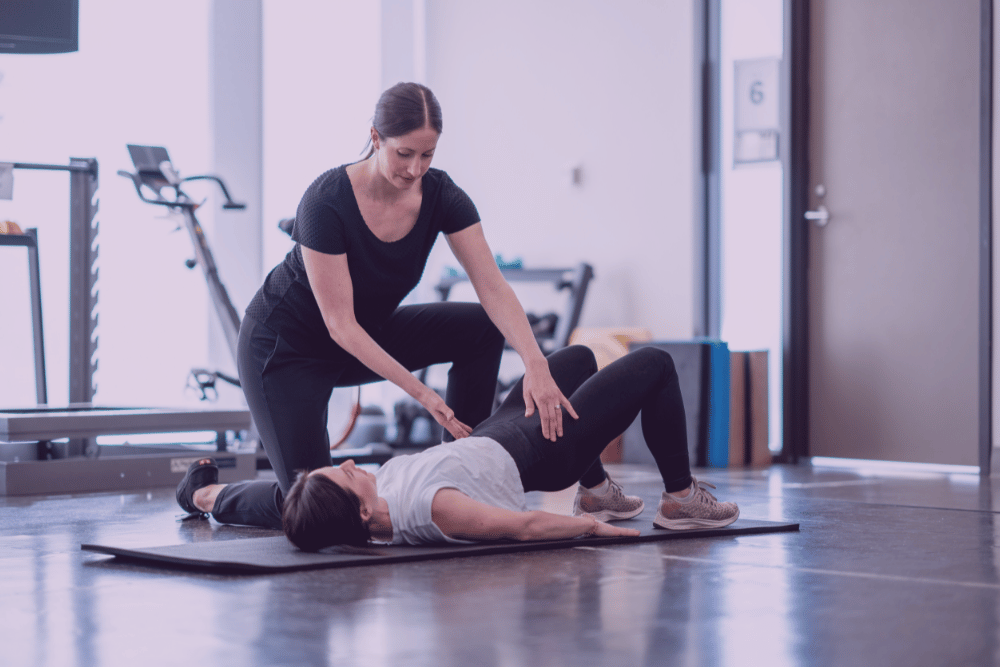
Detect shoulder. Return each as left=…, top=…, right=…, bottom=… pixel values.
left=424, top=167, right=469, bottom=201
left=423, top=166, right=448, bottom=184
left=423, top=168, right=480, bottom=231
left=298, top=165, right=354, bottom=217
left=293, top=165, right=358, bottom=250
left=302, top=164, right=353, bottom=200
left=423, top=167, right=465, bottom=195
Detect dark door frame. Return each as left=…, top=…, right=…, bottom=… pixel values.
left=696, top=0, right=722, bottom=340
left=978, top=0, right=993, bottom=474
left=782, top=0, right=809, bottom=464
left=782, top=0, right=993, bottom=470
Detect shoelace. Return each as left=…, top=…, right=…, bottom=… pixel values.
left=585, top=477, right=626, bottom=502
left=690, top=478, right=720, bottom=504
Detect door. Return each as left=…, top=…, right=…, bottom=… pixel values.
left=806, top=0, right=982, bottom=465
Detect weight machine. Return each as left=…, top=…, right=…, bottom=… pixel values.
left=0, top=157, right=255, bottom=496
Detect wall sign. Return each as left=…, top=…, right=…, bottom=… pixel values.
left=734, top=57, right=781, bottom=164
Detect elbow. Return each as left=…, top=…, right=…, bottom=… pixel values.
left=485, top=280, right=515, bottom=308
left=324, top=321, right=343, bottom=344
left=324, top=317, right=355, bottom=347
left=518, top=512, right=545, bottom=541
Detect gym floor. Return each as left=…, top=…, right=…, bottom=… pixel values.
left=2, top=461, right=998, bottom=667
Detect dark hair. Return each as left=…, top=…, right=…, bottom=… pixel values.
left=361, top=82, right=443, bottom=158
left=282, top=470, right=372, bottom=551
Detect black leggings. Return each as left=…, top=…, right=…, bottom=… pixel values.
left=473, top=345, right=692, bottom=494
left=211, top=303, right=610, bottom=528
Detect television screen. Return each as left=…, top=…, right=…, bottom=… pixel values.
left=0, top=0, right=79, bottom=54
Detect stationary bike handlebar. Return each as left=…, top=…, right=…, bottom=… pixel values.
left=180, top=175, right=246, bottom=210
left=116, top=169, right=246, bottom=210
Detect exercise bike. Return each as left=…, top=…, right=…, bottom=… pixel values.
left=118, top=146, right=389, bottom=465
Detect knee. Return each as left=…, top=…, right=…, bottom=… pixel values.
left=468, top=304, right=503, bottom=340
left=634, top=346, right=677, bottom=379
left=563, top=344, right=599, bottom=374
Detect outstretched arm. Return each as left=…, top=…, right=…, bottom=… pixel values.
left=302, top=246, right=471, bottom=439
left=445, top=223, right=579, bottom=442
left=431, top=488, right=640, bottom=542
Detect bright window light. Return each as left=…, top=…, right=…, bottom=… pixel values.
left=810, top=456, right=980, bottom=477
left=96, top=431, right=219, bottom=446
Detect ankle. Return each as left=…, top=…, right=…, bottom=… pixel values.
left=193, top=484, right=221, bottom=513
left=587, top=478, right=611, bottom=494
left=667, top=485, right=691, bottom=499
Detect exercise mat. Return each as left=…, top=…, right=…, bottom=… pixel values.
left=81, top=519, right=798, bottom=574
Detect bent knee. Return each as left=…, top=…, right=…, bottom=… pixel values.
left=452, top=302, right=504, bottom=349
left=563, top=344, right=599, bottom=373
left=632, top=346, right=677, bottom=378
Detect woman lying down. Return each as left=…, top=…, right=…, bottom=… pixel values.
left=282, top=346, right=739, bottom=550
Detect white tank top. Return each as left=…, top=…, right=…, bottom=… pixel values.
left=374, top=436, right=527, bottom=545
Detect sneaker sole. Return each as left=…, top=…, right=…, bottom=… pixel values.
left=574, top=504, right=645, bottom=522
left=652, top=507, right=740, bottom=530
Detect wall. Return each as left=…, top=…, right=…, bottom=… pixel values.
left=0, top=1, right=701, bottom=428
left=261, top=1, right=382, bottom=275
left=420, top=0, right=698, bottom=339
left=0, top=1, right=212, bottom=408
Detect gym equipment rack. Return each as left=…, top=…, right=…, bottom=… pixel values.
left=434, top=263, right=594, bottom=353
left=0, top=158, right=256, bottom=496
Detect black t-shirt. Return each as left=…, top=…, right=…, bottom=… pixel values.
left=245, top=165, right=480, bottom=357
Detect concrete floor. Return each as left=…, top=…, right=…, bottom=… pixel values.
left=3, top=461, right=1000, bottom=667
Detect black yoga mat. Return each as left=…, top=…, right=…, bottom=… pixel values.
left=81, top=519, right=799, bottom=574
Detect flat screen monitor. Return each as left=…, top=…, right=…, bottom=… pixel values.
left=0, top=0, right=79, bottom=54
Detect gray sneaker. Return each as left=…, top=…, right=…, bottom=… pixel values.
left=572, top=476, right=644, bottom=521
left=653, top=477, right=739, bottom=530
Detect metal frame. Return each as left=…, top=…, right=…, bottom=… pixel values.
left=0, top=406, right=251, bottom=442
left=783, top=0, right=810, bottom=463
left=25, top=229, right=46, bottom=404
left=697, top=0, right=723, bottom=340
left=0, top=229, right=46, bottom=403
left=178, top=204, right=243, bottom=359
left=68, top=158, right=100, bottom=405
left=980, top=0, right=994, bottom=474
left=10, top=160, right=100, bottom=405
left=0, top=450, right=256, bottom=497
left=118, top=147, right=244, bottom=362
left=435, top=264, right=594, bottom=353
left=0, top=159, right=260, bottom=495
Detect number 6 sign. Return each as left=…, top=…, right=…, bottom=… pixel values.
left=734, top=57, right=781, bottom=164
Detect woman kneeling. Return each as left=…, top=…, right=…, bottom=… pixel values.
left=282, top=346, right=739, bottom=550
